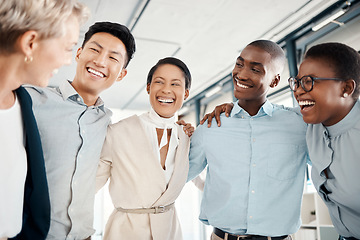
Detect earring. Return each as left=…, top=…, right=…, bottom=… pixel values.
left=343, top=93, right=349, bottom=98
left=24, top=56, right=33, bottom=63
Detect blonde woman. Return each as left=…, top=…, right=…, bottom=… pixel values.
left=0, top=1, right=88, bottom=239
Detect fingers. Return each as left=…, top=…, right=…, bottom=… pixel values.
left=176, top=120, right=186, bottom=126
left=214, top=106, right=223, bottom=127
left=199, top=115, right=206, bottom=125
left=200, top=113, right=211, bottom=125
left=206, top=114, right=214, bottom=128
left=183, top=124, right=194, bottom=137
left=200, top=112, right=214, bottom=127
left=177, top=120, right=195, bottom=137
left=225, top=103, right=234, bottom=117
left=209, top=103, right=233, bottom=127
left=196, top=102, right=235, bottom=128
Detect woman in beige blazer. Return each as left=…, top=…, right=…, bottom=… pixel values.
left=96, top=57, right=193, bottom=240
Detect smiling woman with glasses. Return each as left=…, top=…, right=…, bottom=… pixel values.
left=292, top=42, right=360, bottom=240
left=288, top=76, right=345, bottom=92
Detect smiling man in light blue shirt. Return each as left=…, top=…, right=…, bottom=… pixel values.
left=188, top=40, right=309, bottom=240
left=25, top=22, right=136, bottom=240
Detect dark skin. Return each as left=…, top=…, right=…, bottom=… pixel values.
left=201, top=45, right=280, bottom=127
left=294, top=57, right=356, bottom=126
left=200, top=102, right=233, bottom=127
left=202, top=59, right=357, bottom=128
left=232, top=46, right=279, bottom=116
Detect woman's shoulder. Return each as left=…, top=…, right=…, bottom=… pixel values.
left=109, top=114, right=141, bottom=130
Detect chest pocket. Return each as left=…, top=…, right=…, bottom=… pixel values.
left=267, top=143, right=302, bottom=180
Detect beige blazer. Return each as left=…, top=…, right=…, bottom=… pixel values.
left=96, top=115, right=190, bottom=240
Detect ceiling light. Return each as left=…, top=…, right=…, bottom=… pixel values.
left=312, top=9, right=346, bottom=31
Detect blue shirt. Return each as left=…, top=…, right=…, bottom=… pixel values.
left=308, top=100, right=360, bottom=239
left=26, top=80, right=111, bottom=240
left=188, top=100, right=309, bottom=237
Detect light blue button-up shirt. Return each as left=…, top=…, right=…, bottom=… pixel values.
left=308, top=100, right=360, bottom=239
left=188, top=100, right=309, bottom=237
left=26, top=80, right=112, bottom=240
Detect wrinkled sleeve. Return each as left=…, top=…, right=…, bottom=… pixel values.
left=96, top=127, right=113, bottom=192
left=187, top=124, right=207, bottom=182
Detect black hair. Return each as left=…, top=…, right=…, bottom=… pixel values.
left=305, top=42, right=360, bottom=98
left=147, top=57, right=192, bottom=90
left=248, top=39, right=286, bottom=74
left=82, top=21, right=136, bottom=68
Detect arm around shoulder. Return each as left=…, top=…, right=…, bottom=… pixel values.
left=187, top=125, right=207, bottom=182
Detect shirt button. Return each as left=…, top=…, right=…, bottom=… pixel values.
left=252, top=164, right=256, bottom=167
left=252, top=138, right=256, bottom=142
left=249, top=216, right=253, bottom=219
left=251, top=190, right=255, bottom=194
left=77, top=97, right=81, bottom=102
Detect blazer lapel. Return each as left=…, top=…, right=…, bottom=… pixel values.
left=152, top=125, right=190, bottom=207
left=129, top=115, right=168, bottom=187
left=11, top=87, right=50, bottom=240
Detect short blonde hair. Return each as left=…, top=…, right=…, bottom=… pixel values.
left=0, top=0, right=90, bottom=54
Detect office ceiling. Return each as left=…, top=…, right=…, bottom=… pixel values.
left=50, top=0, right=342, bottom=115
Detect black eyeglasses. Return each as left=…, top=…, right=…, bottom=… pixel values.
left=288, top=76, right=344, bottom=92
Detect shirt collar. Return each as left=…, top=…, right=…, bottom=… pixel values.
left=230, top=100, right=274, bottom=117
left=326, top=99, right=360, bottom=137
left=58, top=80, right=106, bottom=112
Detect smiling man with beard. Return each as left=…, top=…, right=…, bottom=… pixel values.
left=188, top=40, right=309, bottom=240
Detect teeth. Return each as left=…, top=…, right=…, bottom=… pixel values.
left=298, top=100, right=315, bottom=106
left=235, top=79, right=250, bottom=89
left=158, top=98, right=174, bottom=103
left=236, top=81, right=250, bottom=89
left=88, top=68, right=105, bottom=78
